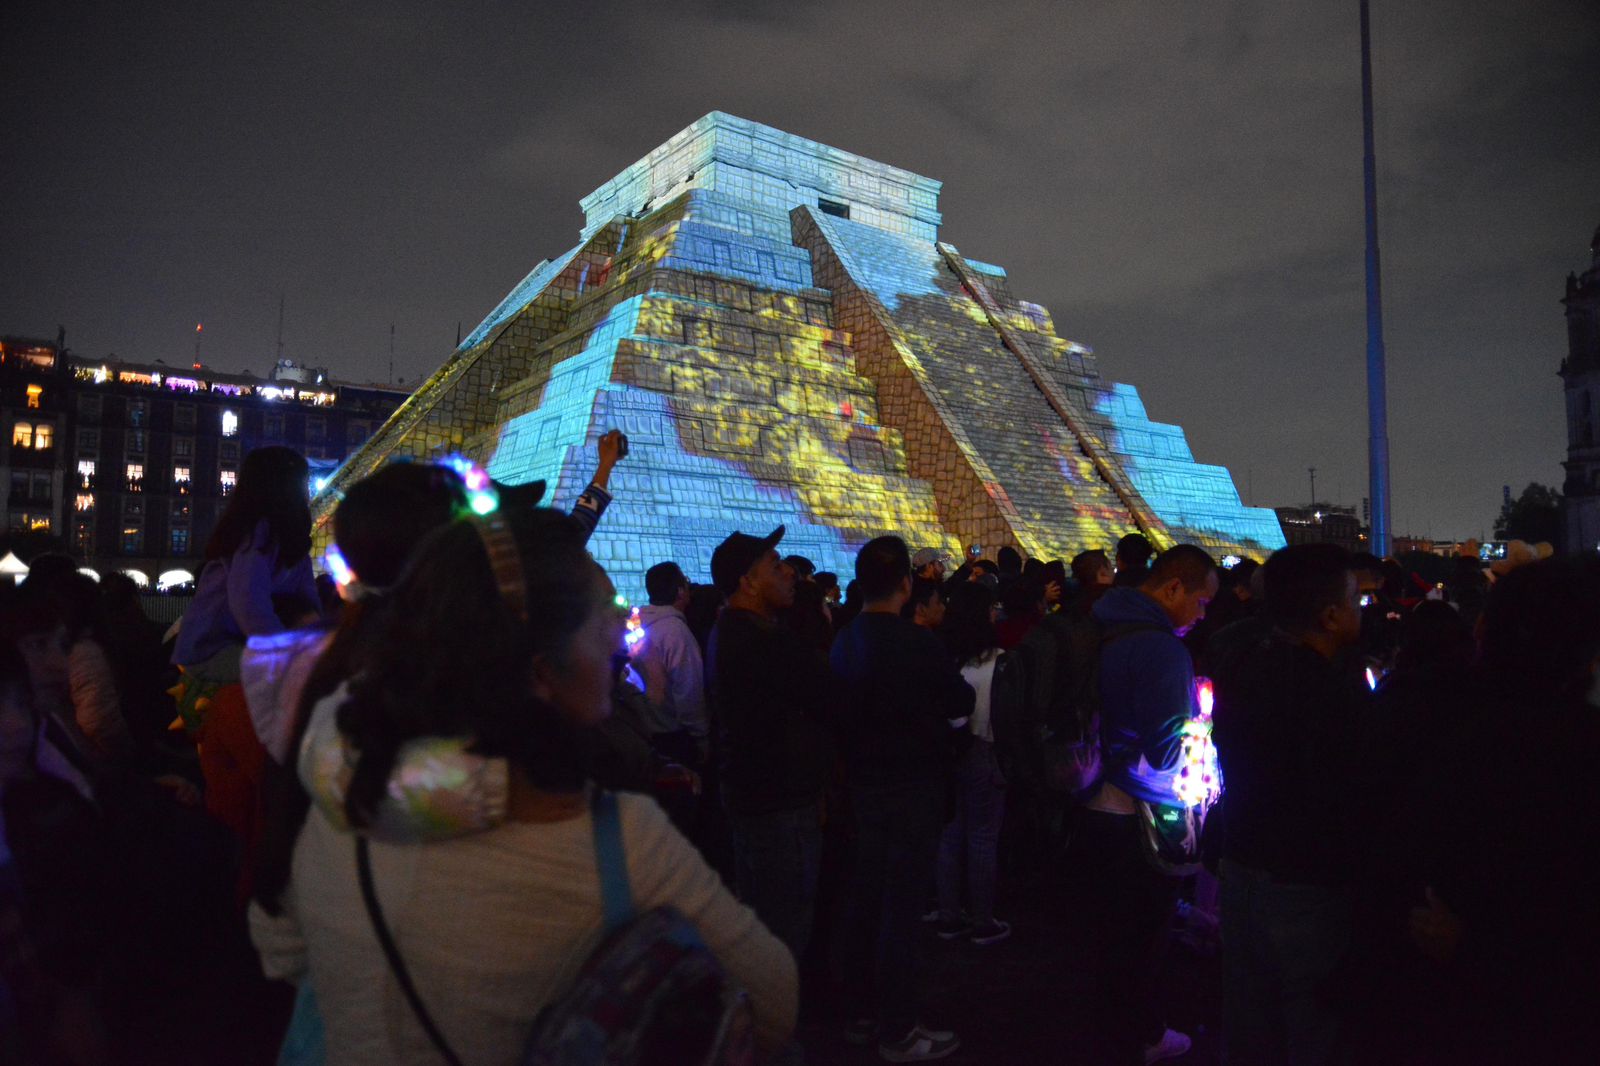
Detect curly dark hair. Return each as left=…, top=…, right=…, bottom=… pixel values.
left=335, top=506, right=601, bottom=828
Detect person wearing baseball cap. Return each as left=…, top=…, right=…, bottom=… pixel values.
left=911, top=547, right=951, bottom=582
left=705, top=526, right=832, bottom=968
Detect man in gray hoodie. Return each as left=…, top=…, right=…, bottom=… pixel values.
left=635, top=561, right=708, bottom=765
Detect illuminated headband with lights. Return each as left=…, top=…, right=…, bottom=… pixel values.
left=322, top=454, right=525, bottom=616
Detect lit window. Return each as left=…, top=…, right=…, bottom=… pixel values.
left=25, top=385, right=42, bottom=409
left=173, top=466, right=191, bottom=494
left=29, top=516, right=50, bottom=533
left=122, top=525, right=144, bottom=554
left=77, top=459, right=96, bottom=488
left=221, top=409, right=238, bottom=437
left=75, top=493, right=94, bottom=513
left=220, top=469, right=238, bottom=495
left=126, top=463, right=145, bottom=491
left=33, top=423, right=52, bottom=450
left=170, top=527, right=190, bottom=555
left=11, top=422, right=31, bottom=448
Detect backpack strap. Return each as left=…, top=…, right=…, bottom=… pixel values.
left=592, top=789, right=635, bottom=931
left=1099, top=620, right=1169, bottom=647
left=355, top=837, right=464, bottom=1066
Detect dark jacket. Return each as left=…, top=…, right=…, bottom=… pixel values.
left=706, top=607, right=832, bottom=816
left=829, top=612, right=974, bottom=790
left=1212, top=629, right=1371, bottom=885
left=1091, top=586, right=1194, bottom=805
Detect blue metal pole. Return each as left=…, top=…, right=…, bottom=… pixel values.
left=1360, top=0, right=1392, bottom=555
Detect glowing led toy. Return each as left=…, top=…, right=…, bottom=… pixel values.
left=1175, top=676, right=1222, bottom=809
left=1365, top=666, right=1379, bottom=692
left=624, top=605, right=646, bottom=654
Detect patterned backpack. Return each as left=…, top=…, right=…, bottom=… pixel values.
left=357, top=790, right=755, bottom=1066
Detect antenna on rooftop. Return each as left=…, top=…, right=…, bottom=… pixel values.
left=276, top=295, right=286, bottom=363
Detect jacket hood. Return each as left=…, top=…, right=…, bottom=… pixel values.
left=1091, top=585, right=1175, bottom=631
left=241, top=627, right=332, bottom=765
left=298, top=684, right=509, bottom=843
left=636, top=604, right=685, bottom=625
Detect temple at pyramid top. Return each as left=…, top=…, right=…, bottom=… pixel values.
left=318, top=112, right=1283, bottom=599
left=578, top=111, right=943, bottom=243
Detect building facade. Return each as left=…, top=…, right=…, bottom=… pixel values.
left=1560, top=225, right=1600, bottom=554
left=1273, top=503, right=1366, bottom=554
left=1, top=338, right=406, bottom=584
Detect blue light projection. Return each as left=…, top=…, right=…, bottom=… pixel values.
left=1092, top=384, right=1284, bottom=552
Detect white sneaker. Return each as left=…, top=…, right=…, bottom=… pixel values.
left=1143, top=1027, right=1192, bottom=1064
left=879, top=1023, right=960, bottom=1062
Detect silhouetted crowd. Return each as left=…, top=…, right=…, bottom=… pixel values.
left=2, top=439, right=1596, bottom=1065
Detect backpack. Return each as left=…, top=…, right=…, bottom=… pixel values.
left=996, top=614, right=1160, bottom=796
left=356, top=790, right=756, bottom=1066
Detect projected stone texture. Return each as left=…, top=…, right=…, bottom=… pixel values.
left=319, top=113, right=1283, bottom=599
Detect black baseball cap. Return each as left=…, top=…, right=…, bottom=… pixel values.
left=710, top=525, right=785, bottom=595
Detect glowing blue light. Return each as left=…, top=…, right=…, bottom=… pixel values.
left=324, top=544, right=355, bottom=588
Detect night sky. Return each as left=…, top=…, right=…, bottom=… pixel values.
left=4, top=0, right=1596, bottom=541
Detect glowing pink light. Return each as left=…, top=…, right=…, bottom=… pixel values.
left=1195, top=677, right=1215, bottom=719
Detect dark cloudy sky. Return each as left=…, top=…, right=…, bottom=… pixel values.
left=4, top=0, right=1596, bottom=540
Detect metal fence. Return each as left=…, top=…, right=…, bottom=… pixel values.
left=137, top=592, right=194, bottom=627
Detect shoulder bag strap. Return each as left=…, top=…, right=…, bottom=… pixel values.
left=355, top=837, right=464, bottom=1066
left=591, top=789, right=635, bottom=930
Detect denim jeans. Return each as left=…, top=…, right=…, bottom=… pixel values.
left=936, top=739, right=1006, bottom=924
left=1073, top=808, right=1182, bottom=1066
left=1219, top=858, right=1353, bottom=1066
left=727, top=801, right=823, bottom=962
left=838, top=779, right=945, bottom=1037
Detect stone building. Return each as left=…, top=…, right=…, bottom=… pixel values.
left=1273, top=503, right=1366, bottom=554
left=320, top=113, right=1284, bottom=599
left=1561, top=225, right=1600, bottom=554
left=1, top=339, right=405, bottom=585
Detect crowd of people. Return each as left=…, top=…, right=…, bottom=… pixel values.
left=0, top=435, right=1596, bottom=1065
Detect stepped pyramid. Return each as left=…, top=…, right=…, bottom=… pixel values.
left=319, top=113, right=1283, bottom=598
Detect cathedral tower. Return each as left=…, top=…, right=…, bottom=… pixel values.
left=1561, top=225, right=1600, bottom=553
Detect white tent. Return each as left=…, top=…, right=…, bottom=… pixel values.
left=119, top=569, right=150, bottom=588
left=0, top=552, right=28, bottom=585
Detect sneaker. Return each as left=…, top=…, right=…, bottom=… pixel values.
left=969, top=918, right=1012, bottom=945
left=843, top=1017, right=877, bottom=1046
left=879, top=1024, right=960, bottom=1062
left=1143, top=1027, right=1192, bottom=1064
left=932, top=917, right=973, bottom=940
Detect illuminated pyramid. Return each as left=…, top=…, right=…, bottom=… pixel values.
left=320, top=113, right=1283, bottom=597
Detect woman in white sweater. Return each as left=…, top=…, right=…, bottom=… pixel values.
left=250, top=502, right=796, bottom=1064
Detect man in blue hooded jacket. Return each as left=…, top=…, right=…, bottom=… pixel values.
left=1081, top=543, right=1218, bottom=1066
